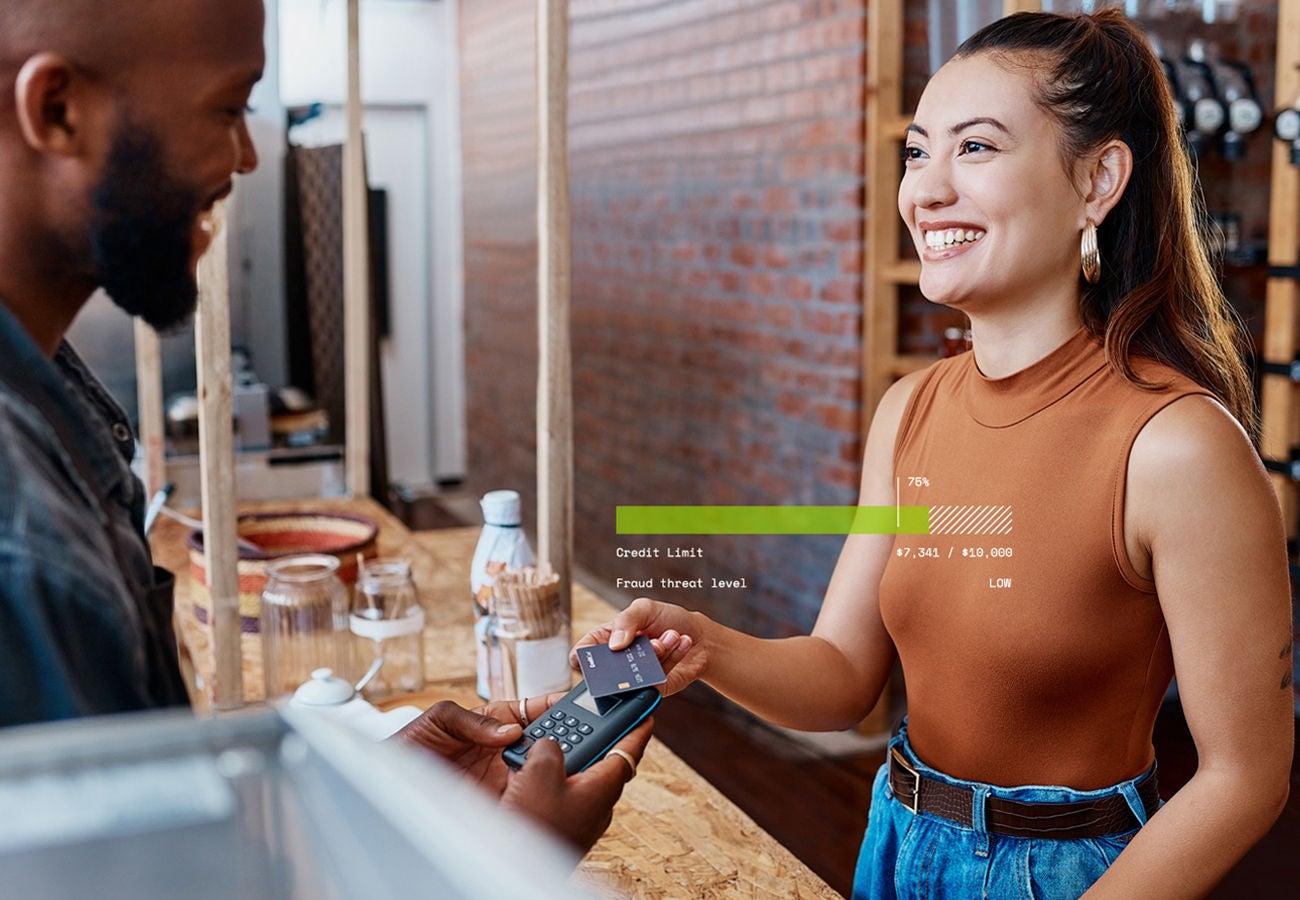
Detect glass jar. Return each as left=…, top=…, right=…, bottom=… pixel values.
left=350, top=558, right=425, bottom=700
left=260, top=554, right=350, bottom=699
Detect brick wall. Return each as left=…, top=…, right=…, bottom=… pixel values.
left=460, top=0, right=541, bottom=511
left=459, top=0, right=1281, bottom=636
left=462, top=0, right=871, bottom=635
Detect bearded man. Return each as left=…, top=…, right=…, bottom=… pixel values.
left=0, top=0, right=647, bottom=854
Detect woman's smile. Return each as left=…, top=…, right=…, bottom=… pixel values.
left=921, top=224, right=986, bottom=257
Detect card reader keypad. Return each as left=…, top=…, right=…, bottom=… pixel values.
left=504, top=685, right=658, bottom=777
left=510, top=704, right=610, bottom=766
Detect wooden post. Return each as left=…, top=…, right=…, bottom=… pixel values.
left=537, top=0, right=573, bottom=614
left=1262, top=0, right=1300, bottom=533
left=343, top=0, right=371, bottom=497
left=862, top=0, right=905, bottom=423
left=133, top=320, right=166, bottom=497
left=195, top=203, right=242, bottom=709
left=856, top=0, right=900, bottom=732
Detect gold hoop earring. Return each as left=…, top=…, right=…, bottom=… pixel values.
left=1081, top=221, right=1100, bottom=284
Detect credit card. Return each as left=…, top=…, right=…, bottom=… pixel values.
left=577, top=635, right=667, bottom=699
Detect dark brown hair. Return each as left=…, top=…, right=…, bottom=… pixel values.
left=956, top=9, right=1257, bottom=434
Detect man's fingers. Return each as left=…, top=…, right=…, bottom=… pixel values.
left=518, top=735, right=567, bottom=780
left=430, top=700, right=521, bottom=743
left=581, top=717, right=654, bottom=787
left=610, top=716, right=654, bottom=760
left=575, top=720, right=653, bottom=809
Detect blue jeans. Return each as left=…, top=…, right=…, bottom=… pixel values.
left=853, top=723, right=1156, bottom=899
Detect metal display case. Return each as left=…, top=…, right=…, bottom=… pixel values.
left=0, top=708, right=582, bottom=899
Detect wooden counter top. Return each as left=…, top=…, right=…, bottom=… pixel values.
left=153, top=496, right=839, bottom=898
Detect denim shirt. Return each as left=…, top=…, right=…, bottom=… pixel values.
left=0, top=303, right=189, bottom=726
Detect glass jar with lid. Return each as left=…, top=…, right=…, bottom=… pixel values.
left=349, top=557, right=425, bottom=700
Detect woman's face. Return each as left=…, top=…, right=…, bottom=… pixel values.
left=898, top=52, right=1089, bottom=316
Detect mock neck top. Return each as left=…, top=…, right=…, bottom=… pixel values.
left=965, top=328, right=1110, bottom=428
left=878, top=331, right=1210, bottom=788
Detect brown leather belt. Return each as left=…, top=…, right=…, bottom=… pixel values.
left=888, top=746, right=1159, bottom=840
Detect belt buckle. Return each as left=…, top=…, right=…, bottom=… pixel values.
left=890, top=745, right=921, bottom=815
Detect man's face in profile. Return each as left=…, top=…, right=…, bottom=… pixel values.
left=83, top=0, right=264, bottom=330
left=88, top=121, right=204, bottom=332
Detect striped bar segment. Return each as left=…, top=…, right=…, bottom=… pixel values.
left=927, top=505, right=1013, bottom=535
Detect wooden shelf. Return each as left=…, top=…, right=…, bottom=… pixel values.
left=882, top=260, right=921, bottom=284
left=1261, top=0, right=1300, bottom=534
left=881, top=113, right=913, bottom=139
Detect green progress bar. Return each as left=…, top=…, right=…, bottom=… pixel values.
left=616, top=506, right=930, bottom=535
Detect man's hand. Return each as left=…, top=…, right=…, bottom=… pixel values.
left=392, top=693, right=654, bottom=853
left=502, top=717, right=653, bottom=853
left=392, top=699, right=524, bottom=796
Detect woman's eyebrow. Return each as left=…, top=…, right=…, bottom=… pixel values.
left=948, top=116, right=1011, bottom=137
left=904, top=117, right=1011, bottom=139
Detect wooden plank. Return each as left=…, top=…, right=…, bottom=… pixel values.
left=882, top=260, right=922, bottom=284
left=194, top=203, right=242, bottom=710
left=862, top=0, right=905, bottom=424
left=883, top=113, right=913, bottom=137
left=343, top=0, right=371, bottom=497
left=537, top=0, right=573, bottom=615
left=133, top=319, right=166, bottom=498
left=1261, top=0, right=1300, bottom=529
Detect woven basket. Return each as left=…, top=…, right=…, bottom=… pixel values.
left=187, top=512, right=379, bottom=634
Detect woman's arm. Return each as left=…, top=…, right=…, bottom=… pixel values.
left=1085, top=396, right=1293, bottom=899
left=576, top=370, right=924, bottom=731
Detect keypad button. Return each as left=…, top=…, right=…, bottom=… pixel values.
left=560, top=742, right=573, bottom=752
left=553, top=725, right=569, bottom=737
left=540, top=719, right=555, bottom=730
left=550, top=710, right=565, bottom=720
left=568, top=733, right=584, bottom=745
left=577, top=723, right=593, bottom=735
left=564, top=716, right=579, bottom=727
left=545, top=734, right=560, bottom=742
left=528, top=726, right=546, bottom=739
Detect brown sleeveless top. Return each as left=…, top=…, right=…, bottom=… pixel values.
left=879, top=328, right=1212, bottom=789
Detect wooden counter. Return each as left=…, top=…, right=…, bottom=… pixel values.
left=152, top=496, right=839, bottom=898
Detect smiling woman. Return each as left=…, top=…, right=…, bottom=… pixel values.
left=573, top=8, right=1294, bottom=900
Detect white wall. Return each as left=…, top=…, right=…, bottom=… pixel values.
left=230, top=0, right=288, bottom=389
left=280, top=0, right=466, bottom=487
